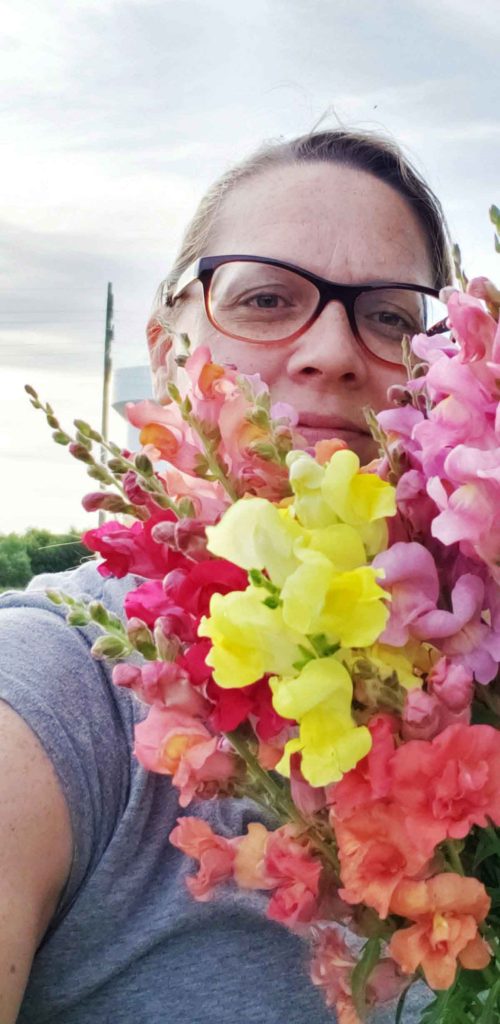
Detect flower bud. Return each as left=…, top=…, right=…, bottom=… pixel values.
left=123, top=471, right=150, bottom=506
left=87, top=465, right=113, bottom=484
left=153, top=619, right=181, bottom=661
left=82, top=491, right=128, bottom=513
left=67, top=608, right=91, bottom=627
left=107, top=457, right=129, bottom=474
left=69, top=442, right=94, bottom=463
left=88, top=601, right=110, bottom=627
left=386, top=384, right=413, bottom=406
left=134, top=453, right=154, bottom=476
left=73, top=419, right=93, bottom=437
left=75, top=432, right=92, bottom=451
left=91, top=635, right=130, bottom=660
left=52, top=429, right=71, bottom=445
left=126, top=617, right=158, bottom=659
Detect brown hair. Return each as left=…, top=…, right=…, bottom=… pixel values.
left=158, top=127, right=452, bottom=308
left=148, top=127, right=452, bottom=395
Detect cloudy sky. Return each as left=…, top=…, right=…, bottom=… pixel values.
left=2, top=0, right=499, bottom=533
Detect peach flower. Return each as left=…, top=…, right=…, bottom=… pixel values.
left=389, top=873, right=491, bottom=989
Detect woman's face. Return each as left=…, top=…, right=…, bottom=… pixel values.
left=165, top=162, right=434, bottom=463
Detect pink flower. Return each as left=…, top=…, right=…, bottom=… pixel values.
left=126, top=399, right=201, bottom=472
left=133, top=705, right=237, bottom=806
left=264, top=826, right=322, bottom=927
left=373, top=543, right=439, bottom=646
left=233, top=823, right=322, bottom=927
left=289, top=753, right=327, bottom=816
left=160, top=465, right=230, bottom=522
left=169, top=816, right=235, bottom=900
left=113, top=660, right=209, bottom=715
left=124, top=578, right=182, bottom=628
left=374, top=545, right=498, bottom=680
left=217, top=392, right=293, bottom=501
left=178, top=638, right=212, bottom=685
left=83, top=513, right=186, bottom=579
left=447, top=290, right=497, bottom=363
left=395, top=469, right=439, bottom=536
left=310, top=927, right=407, bottom=1023
left=402, top=687, right=469, bottom=742
left=151, top=516, right=211, bottom=562
left=162, top=559, right=248, bottom=621
left=428, top=657, right=473, bottom=712
left=391, top=723, right=500, bottom=842
left=267, top=881, right=318, bottom=926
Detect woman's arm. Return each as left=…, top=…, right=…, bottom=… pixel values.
left=0, top=700, right=72, bottom=1024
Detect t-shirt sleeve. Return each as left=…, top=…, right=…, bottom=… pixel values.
left=0, top=593, right=133, bottom=918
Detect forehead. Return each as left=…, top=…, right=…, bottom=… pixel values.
left=206, top=162, right=433, bottom=286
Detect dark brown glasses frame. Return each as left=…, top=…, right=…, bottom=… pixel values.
left=170, top=254, right=446, bottom=366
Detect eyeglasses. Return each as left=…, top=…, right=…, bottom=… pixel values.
left=169, top=254, right=449, bottom=367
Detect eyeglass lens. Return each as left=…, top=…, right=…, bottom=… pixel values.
left=207, top=261, right=449, bottom=363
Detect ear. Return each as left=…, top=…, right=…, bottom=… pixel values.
left=146, top=314, right=177, bottom=403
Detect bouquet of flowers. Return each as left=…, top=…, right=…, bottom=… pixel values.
left=28, top=213, right=500, bottom=1023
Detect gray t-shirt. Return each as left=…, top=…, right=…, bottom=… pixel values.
left=0, top=562, right=429, bottom=1023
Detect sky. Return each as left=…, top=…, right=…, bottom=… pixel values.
left=1, top=0, right=499, bottom=533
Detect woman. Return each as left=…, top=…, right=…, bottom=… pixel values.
left=0, top=129, right=451, bottom=1023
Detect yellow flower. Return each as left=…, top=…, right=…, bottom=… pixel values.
left=286, top=451, right=333, bottom=528
left=281, top=555, right=389, bottom=647
left=322, top=449, right=396, bottom=526
left=365, top=643, right=424, bottom=690
left=198, top=588, right=302, bottom=688
left=294, top=522, right=367, bottom=572
left=271, top=657, right=372, bottom=786
left=205, top=497, right=300, bottom=585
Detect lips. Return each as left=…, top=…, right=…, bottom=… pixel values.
left=297, top=413, right=369, bottom=445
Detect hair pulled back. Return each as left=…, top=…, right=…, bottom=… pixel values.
left=159, top=127, right=452, bottom=311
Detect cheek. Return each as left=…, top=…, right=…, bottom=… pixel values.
left=366, top=362, right=407, bottom=411
left=184, top=305, right=285, bottom=383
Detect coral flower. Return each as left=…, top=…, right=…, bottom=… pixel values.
left=391, top=723, right=500, bottom=846
left=133, top=706, right=236, bottom=806
left=169, top=817, right=235, bottom=900
left=334, top=802, right=430, bottom=919
left=310, top=926, right=407, bottom=1023
left=389, top=874, right=491, bottom=989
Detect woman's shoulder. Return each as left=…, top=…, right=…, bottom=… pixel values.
left=0, top=560, right=143, bottom=909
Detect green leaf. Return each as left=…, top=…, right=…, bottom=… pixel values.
left=473, top=827, right=500, bottom=870
left=395, top=987, right=409, bottom=1024
left=490, top=205, right=500, bottom=229
left=350, top=936, right=381, bottom=1018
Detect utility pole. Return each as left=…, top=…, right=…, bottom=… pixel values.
left=99, top=282, right=114, bottom=525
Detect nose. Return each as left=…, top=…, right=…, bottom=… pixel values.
left=285, top=300, right=369, bottom=388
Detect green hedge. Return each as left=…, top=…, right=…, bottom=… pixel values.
left=0, top=529, right=91, bottom=590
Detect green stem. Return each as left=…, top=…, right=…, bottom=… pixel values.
left=444, top=840, right=465, bottom=876
left=226, top=729, right=340, bottom=877
left=185, top=414, right=239, bottom=502
left=98, top=439, right=183, bottom=513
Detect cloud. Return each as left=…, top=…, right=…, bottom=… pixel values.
left=2, top=0, right=499, bottom=530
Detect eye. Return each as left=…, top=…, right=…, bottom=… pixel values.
left=245, top=292, right=292, bottom=309
left=371, top=309, right=416, bottom=330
